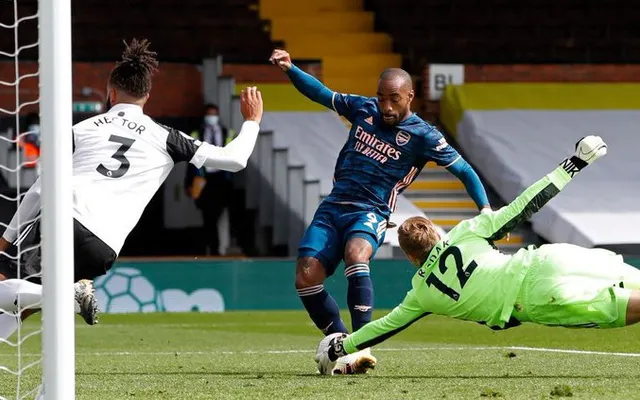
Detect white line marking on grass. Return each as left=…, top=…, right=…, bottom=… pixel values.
left=373, top=346, right=640, bottom=357
left=3, top=346, right=640, bottom=358
left=503, top=346, right=640, bottom=357
left=75, top=322, right=314, bottom=329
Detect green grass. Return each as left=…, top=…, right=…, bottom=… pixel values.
left=1, top=311, right=640, bottom=399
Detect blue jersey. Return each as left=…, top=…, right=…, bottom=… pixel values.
left=327, top=93, right=460, bottom=217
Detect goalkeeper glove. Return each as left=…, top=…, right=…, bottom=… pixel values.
left=575, top=135, right=607, bottom=165
left=560, top=135, right=607, bottom=176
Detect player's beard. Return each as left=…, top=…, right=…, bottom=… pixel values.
left=105, top=96, right=112, bottom=111
left=382, top=114, right=398, bottom=125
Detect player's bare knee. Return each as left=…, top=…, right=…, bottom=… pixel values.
left=295, top=257, right=326, bottom=289
left=344, top=238, right=373, bottom=266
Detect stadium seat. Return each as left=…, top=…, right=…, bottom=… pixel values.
left=260, top=0, right=403, bottom=97
left=0, top=0, right=279, bottom=62
left=366, top=0, right=640, bottom=72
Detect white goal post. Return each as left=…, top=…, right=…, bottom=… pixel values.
left=38, top=0, right=75, bottom=397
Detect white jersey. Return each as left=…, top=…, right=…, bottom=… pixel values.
left=3, top=103, right=260, bottom=255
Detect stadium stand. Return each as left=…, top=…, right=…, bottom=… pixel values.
left=6, top=0, right=634, bottom=257
left=1, top=0, right=280, bottom=62
left=366, top=0, right=640, bottom=72
left=440, top=83, right=640, bottom=254
left=353, top=0, right=640, bottom=253
left=260, top=0, right=402, bottom=97
left=4, top=0, right=505, bottom=255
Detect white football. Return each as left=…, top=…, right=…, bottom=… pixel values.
left=317, top=332, right=346, bottom=354
left=315, top=332, right=348, bottom=375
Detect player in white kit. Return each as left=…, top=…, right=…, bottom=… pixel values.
left=0, top=38, right=264, bottom=339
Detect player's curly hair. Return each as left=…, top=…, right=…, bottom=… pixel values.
left=398, top=216, right=441, bottom=266
left=108, top=38, right=159, bottom=98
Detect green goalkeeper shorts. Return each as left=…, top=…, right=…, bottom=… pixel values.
left=510, top=244, right=640, bottom=329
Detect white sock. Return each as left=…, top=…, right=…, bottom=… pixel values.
left=0, top=312, right=20, bottom=340
left=0, top=279, right=42, bottom=313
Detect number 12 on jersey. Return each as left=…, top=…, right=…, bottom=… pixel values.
left=424, top=246, right=477, bottom=301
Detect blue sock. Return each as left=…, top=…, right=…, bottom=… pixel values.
left=297, top=284, right=348, bottom=335
left=345, top=263, right=373, bottom=332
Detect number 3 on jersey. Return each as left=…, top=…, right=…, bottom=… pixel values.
left=97, top=135, right=136, bottom=178
left=425, top=246, right=477, bottom=301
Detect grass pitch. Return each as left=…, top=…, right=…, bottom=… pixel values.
left=1, top=311, right=640, bottom=399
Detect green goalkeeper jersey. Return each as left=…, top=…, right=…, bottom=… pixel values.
left=342, top=164, right=574, bottom=354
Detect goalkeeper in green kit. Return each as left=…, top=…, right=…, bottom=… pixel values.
left=315, top=135, right=640, bottom=375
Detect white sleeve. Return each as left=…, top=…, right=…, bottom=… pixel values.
left=3, top=178, right=41, bottom=243
left=188, top=121, right=260, bottom=172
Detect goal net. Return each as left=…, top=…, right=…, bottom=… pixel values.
left=0, top=0, right=75, bottom=398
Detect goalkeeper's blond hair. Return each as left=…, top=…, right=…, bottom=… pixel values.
left=398, top=216, right=441, bottom=266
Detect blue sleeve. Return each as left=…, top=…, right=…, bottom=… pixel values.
left=286, top=64, right=335, bottom=110
left=421, top=128, right=490, bottom=208
left=447, top=158, right=491, bottom=210
left=422, top=129, right=460, bottom=167
left=332, top=93, right=368, bottom=121
left=286, top=65, right=366, bottom=121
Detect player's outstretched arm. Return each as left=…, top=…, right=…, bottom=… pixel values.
left=315, top=290, right=428, bottom=374
left=0, top=177, right=41, bottom=252
left=186, top=87, right=262, bottom=172
left=447, top=157, right=491, bottom=211
left=421, top=130, right=491, bottom=211
left=468, top=136, right=607, bottom=241
left=269, top=49, right=335, bottom=110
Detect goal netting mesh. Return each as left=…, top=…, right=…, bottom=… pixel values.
left=1, top=0, right=44, bottom=398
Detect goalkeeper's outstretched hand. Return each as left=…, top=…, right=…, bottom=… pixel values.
left=314, top=332, right=347, bottom=375
left=575, top=135, right=607, bottom=165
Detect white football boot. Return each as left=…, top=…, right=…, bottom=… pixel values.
left=74, top=279, right=99, bottom=325
left=332, top=348, right=376, bottom=375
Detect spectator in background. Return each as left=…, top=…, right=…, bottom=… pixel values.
left=185, top=104, right=236, bottom=255
left=21, top=112, right=41, bottom=169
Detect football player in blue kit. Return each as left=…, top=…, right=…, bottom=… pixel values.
left=270, top=49, right=491, bottom=374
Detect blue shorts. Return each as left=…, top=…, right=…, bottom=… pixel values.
left=297, top=201, right=388, bottom=276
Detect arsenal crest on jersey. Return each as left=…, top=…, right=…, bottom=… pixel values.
left=396, top=131, right=411, bottom=146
